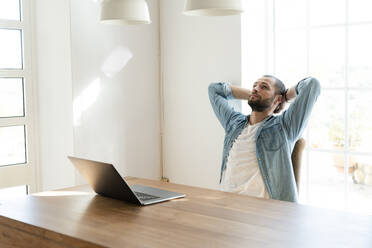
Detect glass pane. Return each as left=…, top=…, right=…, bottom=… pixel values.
left=348, top=24, right=372, bottom=88
left=0, top=29, right=23, bottom=69
left=310, top=0, right=345, bottom=26
left=349, top=0, right=372, bottom=23
left=275, top=0, right=307, bottom=30
left=348, top=155, right=372, bottom=216
left=275, top=30, right=307, bottom=85
left=0, top=0, right=20, bottom=21
left=309, top=27, right=345, bottom=88
left=348, top=90, right=372, bottom=153
left=308, top=151, right=346, bottom=211
left=309, top=90, right=345, bottom=150
left=0, top=185, right=28, bottom=197
left=0, top=125, right=26, bottom=166
left=0, top=78, right=24, bottom=117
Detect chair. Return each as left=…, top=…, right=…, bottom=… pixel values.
left=291, top=138, right=306, bottom=193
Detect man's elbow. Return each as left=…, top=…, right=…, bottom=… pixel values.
left=208, top=82, right=218, bottom=91
left=307, top=77, right=321, bottom=96
left=208, top=83, right=217, bottom=100
left=208, top=82, right=220, bottom=96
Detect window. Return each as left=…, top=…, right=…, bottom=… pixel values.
left=0, top=0, right=38, bottom=193
left=242, top=0, right=372, bottom=215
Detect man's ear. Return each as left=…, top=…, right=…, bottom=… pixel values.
left=273, top=95, right=283, bottom=114
left=275, top=94, right=283, bottom=104
left=274, top=101, right=283, bottom=114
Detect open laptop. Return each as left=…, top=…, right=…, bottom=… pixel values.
left=68, top=156, right=185, bottom=205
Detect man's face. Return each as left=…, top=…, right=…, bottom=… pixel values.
left=248, top=77, right=279, bottom=112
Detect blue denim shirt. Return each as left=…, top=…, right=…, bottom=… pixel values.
left=208, top=77, right=321, bottom=202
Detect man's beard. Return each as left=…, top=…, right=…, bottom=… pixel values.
left=248, top=95, right=275, bottom=112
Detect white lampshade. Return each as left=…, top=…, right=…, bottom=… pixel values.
left=184, top=0, right=244, bottom=16
left=100, top=0, right=151, bottom=25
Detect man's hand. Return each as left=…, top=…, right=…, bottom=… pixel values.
left=274, top=86, right=297, bottom=114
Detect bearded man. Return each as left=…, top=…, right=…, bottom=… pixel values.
left=208, top=76, right=320, bottom=202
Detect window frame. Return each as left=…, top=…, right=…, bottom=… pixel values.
left=0, top=0, right=39, bottom=193
left=242, top=0, right=372, bottom=214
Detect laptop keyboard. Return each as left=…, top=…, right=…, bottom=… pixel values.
left=134, top=191, right=160, bottom=201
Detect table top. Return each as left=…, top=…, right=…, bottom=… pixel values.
left=0, top=177, right=372, bottom=248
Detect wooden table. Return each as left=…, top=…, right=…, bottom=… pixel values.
left=0, top=177, right=372, bottom=248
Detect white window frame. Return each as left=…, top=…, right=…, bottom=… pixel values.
left=242, top=0, right=372, bottom=214
left=0, top=0, right=39, bottom=193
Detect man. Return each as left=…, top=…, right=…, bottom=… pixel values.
left=208, top=76, right=320, bottom=202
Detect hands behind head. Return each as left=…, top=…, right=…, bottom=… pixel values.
left=274, top=90, right=288, bottom=114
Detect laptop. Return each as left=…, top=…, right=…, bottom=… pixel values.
left=68, top=156, right=185, bottom=205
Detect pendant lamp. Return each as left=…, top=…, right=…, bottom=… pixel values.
left=184, top=0, right=244, bottom=16
left=100, top=0, right=151, bottom=25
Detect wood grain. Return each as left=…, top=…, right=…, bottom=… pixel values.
left=0, top=177, right=371, bottom=248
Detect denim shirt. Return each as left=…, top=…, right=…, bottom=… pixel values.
left=208, top=77, right=321, bottom=202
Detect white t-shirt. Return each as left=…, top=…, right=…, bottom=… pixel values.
left=220, top=121, right=269, bottom=199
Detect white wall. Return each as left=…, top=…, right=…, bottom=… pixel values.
left=33, top=0, right=75, bottom=191
left=160, top=0, right=242, bottom=189
left=70, top=0, right=161, bottom=181
left=32, top=0, right=242, bottom=191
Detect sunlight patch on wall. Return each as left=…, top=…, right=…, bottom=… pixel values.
left=101, top=46, right=133, bottom=78
left=73, top=78, right=102, bottom=126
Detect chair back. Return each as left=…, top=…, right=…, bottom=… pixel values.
left=291, top=138, right=306, bottom=193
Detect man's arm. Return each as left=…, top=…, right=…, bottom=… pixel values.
left=230, top=85, right=251, bottom=100
left=208, top=83, right=242, bottom=131
left=280, top=77, right=321, bottom=142
left=285, top=86, right=297, bottom=102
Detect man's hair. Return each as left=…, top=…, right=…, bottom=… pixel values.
left=262, top=75, right=286, bottom=113
left=262, top=75, right=286, bottom=95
